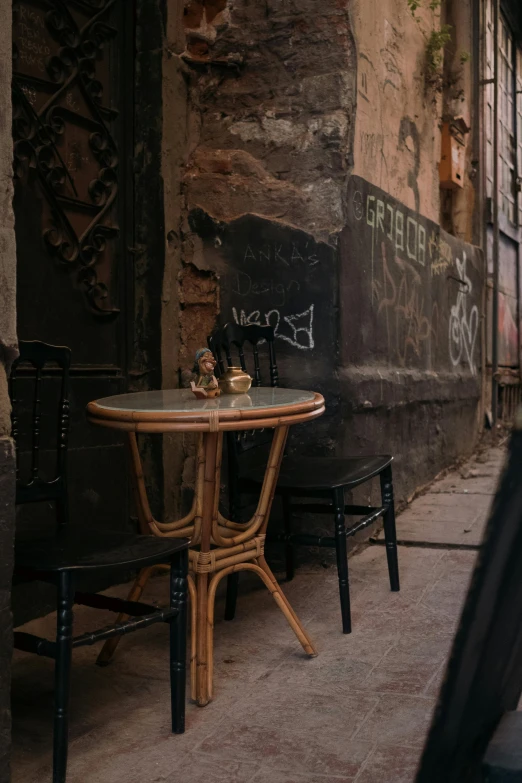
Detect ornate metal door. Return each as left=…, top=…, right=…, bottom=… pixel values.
left=12, top=0, right=133, bottom=532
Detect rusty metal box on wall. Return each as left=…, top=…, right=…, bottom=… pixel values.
left=439, top=118, right=469, bottom=190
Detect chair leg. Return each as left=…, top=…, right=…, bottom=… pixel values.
left=333, top=487, right=351, bottom=634
left=53, top=572, right=74, bottom=783
left=380, top=465, right=400, bottom=592
left=170, top=549, right=188, bottom=734
left=282, top=492, right=295, bottom=582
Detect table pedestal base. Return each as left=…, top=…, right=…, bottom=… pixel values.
left=97, top=425, right=317, bottom=705
left=189, top=543, right=317, bottom=706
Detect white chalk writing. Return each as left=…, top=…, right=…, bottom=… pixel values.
left=448, top=253, right=479, bottom=375
left=232, top=305, right=315, bottom=351
left=17, top=6, right=50, bottom=74
left=430, top=232, right=453, bottom=276
left=242, top=243, right=320, bottom=267
left=230, top=271, right=300, bottom=308
left=366, top=194, right=426, bottom=267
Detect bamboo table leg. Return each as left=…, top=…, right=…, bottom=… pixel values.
left=206, top=560, right=317, bottom=700
left=111, top=424, right=317, bottom=706
left=192, top=424, right=317, bottom=705
left=194, top=431, right=220, bottom=706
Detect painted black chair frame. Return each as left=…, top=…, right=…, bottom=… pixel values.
left=10, top=341, right=189, bottom=783
left=208, top=323, right=400, bottom=634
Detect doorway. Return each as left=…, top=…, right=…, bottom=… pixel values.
left=11, top=0, right=168, bottom=568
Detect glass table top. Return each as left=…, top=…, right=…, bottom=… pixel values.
left=93, top=387, right=317, bottom=414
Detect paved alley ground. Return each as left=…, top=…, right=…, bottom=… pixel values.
left=10, top=446, right=506, bottom=783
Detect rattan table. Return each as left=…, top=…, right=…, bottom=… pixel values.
left=87, top=387, right=325, bottom=706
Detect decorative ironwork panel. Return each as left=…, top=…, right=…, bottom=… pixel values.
left=11, top=0, right=134, bottom=544
left=12, top=0, right=123, bottom=316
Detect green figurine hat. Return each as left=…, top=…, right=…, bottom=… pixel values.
left=193, top=347, right=213, bottom=374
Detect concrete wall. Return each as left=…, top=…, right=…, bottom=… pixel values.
left=174, top=0, right=482, bottom=507
left=341, top=0, right=482, bottom=497
left=0, top=0, right=18, bottom=776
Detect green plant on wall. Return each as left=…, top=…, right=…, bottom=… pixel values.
left=407, top=0, right=441, bottom=12
left=407, top=0, right=469, bottom=86
left=426, top=24, right=452, bottom=75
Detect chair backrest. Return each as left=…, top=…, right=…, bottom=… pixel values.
left=208, top=322, right=279, bottom=388
left=207, top=323, right=280, bottom=521
left=10, top=341, right=71, bottom=526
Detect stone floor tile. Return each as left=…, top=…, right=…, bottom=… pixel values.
left=420, top=578, right=470, bottom=621
left=353, top=694, right=436, bottom=747
left=394, top=604, right=460, bottom=639
left=251, top=770, right=356, bottom=783
left=250, top=772, right=312, bottom=783
left=202, top=688, right=379, bottom=752
left=362, top=648, right=445, bottom=695
left=390, top=492, right=492, bottom=546
left=197, top=724, right=320, bottom=775
left=429, top=474, right=499, bottom=495
left=353, top=744, right=421, bottom=783
left=264, top=650, right=375, bottom=693
left=350, top=545, right=443, bottom=576
left=10, top=446, right=503, bottom=783
left=303, top=735, right=373, bottom=778
left=423, top=659, right=448, bottom=697
left=306, top=614, right=398, bottom=664
left=161, top=754, right=260, bottom=783
left=392, top=633, right=453, bottom=661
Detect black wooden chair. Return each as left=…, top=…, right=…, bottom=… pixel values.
left=208, top=323, right=400, bottom=634
left=10, top=341, right=190, bottom=783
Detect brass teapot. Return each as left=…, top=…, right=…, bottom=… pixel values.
left=218, top=366, right=252, bottom=395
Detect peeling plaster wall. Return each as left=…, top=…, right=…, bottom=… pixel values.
left=0, top=0, right=17, bottom=776
left=351, top=0, right=477, bottom=241
left=351, top=0, right=442, bottom=219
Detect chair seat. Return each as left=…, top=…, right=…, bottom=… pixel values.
left=240, top=453, right=393, bottom=491
left=15, top=530, right=189, bottom=573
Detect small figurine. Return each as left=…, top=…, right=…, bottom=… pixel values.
left=190, top=348, right=221, bottom=399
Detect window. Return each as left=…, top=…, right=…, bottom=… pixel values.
left=485, top=1, right=522, bottom=226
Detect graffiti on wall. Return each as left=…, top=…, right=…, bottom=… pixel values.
left=188, top=210, right=337, bottom=377
left=372, top=241, right=439, bottom=367
left=232, top=304, right=315, bottom=351
left=225, top=244, right=317, bottom=350
left=448, top=254, right=479, bottom=376
left=343, top=176, right=483, bottom=374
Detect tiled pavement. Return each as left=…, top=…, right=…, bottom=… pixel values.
left=10, top=447, right=506, bottom=783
